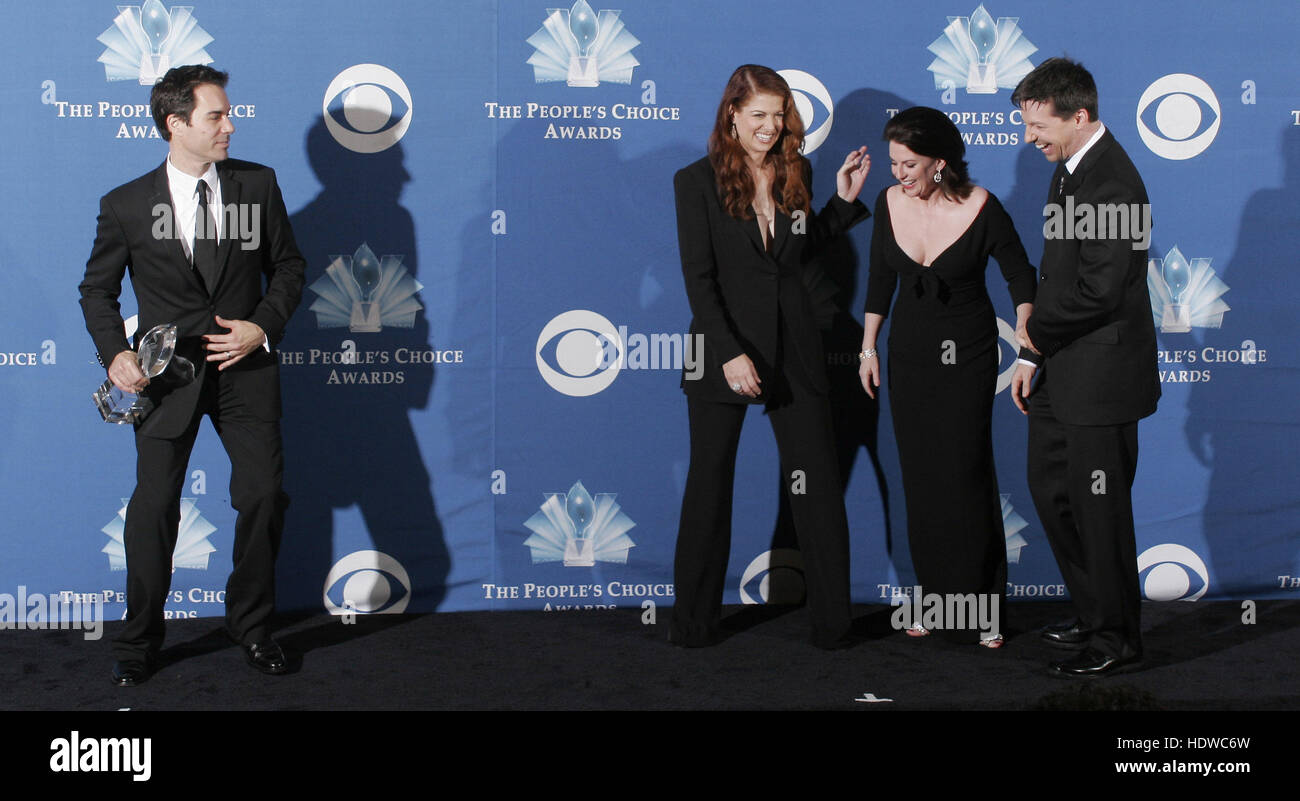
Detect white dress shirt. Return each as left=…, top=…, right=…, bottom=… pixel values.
left=165, top=157, right=222, bottom=261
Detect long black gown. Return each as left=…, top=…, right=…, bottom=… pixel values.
left=864, top=188, right=1036, bottom=639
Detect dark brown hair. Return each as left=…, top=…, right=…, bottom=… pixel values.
left=883, top=106, right=974, bottom=200
left=1011, top=57, right=1099, bottom=121
left=150, top=64, right=229, bottom=141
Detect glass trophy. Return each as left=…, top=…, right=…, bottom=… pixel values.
left=93, top=323, right=195, bottom=424
left=965, top=5, right=998, bottom=94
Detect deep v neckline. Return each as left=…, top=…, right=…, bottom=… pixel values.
left=886, top=193, right=989, bottom=268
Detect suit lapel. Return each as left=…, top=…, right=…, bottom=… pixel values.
left=1061, top=129, right=1114, bottom=197
left=1071, top=129, right=1114, bottom=182
left=150, top=163, right=201, bottom=288
left=1048, top=162, right=1067, bottom=204
left=771, top=208, right=793, bottom=258
left=741, top=209, right=766, bottom=255
left=212, top=163, right=242, bottom=293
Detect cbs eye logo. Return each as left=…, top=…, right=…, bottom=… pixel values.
left=738, top=549, right=806, bottom=605
left=1137, top=543, right=1209, bottom=601
left=323, top=64, right=413, bottom=154
left=779, top=69, right=834, bottom=155
left=1136, top=74, right=1220, bottom=160
left=536, top=310, right=624, bottom=397
left=323, top=550, right=412, bottom=614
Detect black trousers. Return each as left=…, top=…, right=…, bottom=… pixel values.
left=1028, top=383, right=1142, bottom=659
left=115, top=370, right=287, bottom=661
left=670, top=373, right=852, bottom=648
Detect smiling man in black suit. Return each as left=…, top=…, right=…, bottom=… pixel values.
left=80, top=65, right=305, bottom=686
left=1009, top=58, right=1160, bottom=676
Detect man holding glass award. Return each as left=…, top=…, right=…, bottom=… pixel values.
left=79, top=65, right=305, bottom=686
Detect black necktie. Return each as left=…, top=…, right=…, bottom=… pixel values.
left=194, top=180, right=219, bottom=291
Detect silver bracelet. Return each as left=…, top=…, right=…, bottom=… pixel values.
left=858, top=348, right=877, bottom=361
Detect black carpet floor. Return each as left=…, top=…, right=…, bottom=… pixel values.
left=3, top=600, right=1296, bottom=711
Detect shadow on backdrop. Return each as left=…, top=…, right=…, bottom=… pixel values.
left=1184, top=123, right=1300, bottom=596
left=276, top=116, right=449, bottom=617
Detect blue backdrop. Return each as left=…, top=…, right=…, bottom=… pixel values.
left=2, top=0, right=1296, bottom=624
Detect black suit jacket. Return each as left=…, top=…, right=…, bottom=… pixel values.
left=1023, top=130, right=1160, bottom=426
left=673, top=156, right=868, bottom=403
left=80, top=158, right=306, bottom=439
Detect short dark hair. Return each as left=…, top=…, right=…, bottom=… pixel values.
left=1011, top=57, right=1099, bottom=121
left=883, top=106, right=974, bottom=199
left=150, top=65, right=229, bottom=141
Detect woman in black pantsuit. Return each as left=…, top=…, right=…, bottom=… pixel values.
left=669, top=65, right=871, bottom=649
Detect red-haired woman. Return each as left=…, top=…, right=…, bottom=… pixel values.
left=670, top=65, right=870, bottom=649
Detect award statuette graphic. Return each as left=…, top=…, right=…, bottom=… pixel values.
left=964, top=4, right=998, bottom=94
left=349, top=245, right=383, bottom=332
left=97, top=0, right=215, bottom=85
left=1160, top=248, right=1192, bottom=333
left=566, top=0, right=601, bottom=87
left=93, top=323, right=195, bottom=424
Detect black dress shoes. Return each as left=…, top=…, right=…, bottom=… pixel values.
left=1050, top=647, right=1141, bottom=677
left=111, top=659, right=151, bottom=687
left=1041, top=618, right=1091, bottom=647
left=242, top=639, right=290, bottom=675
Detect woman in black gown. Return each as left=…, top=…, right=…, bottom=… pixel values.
left=670, top=65, right=871, bottom=649
left=859, top=107, right=1035, bottom=645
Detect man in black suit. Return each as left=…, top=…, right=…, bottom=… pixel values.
left=1009, top=58, right=1160, bottom=676
left=80, top=65, right=305, bottom=685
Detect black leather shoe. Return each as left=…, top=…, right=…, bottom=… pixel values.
left=1041, top=618, right=1091, bottom=647
left=111, top=660, right=150, bottom=687
left=242, top=639, right=290, bottom=675
left=1050, top=647, right=1141, bottom=677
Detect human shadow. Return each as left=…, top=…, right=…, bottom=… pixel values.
left=276, top=116, right=449, bottom=616
left=1184, top=124, right=1300, bottom=598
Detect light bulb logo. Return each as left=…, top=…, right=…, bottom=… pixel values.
left=522, top=481, right=637, bottom=566
left=97, top=3, right=215, bottom=85
left=926, top=4, right=1036, bottom=95
left=1147, top=245, right=1229, bottom=333
left=527, top=2, right=641, bottom=87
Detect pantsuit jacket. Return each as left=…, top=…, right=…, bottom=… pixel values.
left=673, top=156, right=868, bottom=400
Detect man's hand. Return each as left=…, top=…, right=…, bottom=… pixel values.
left=204, top=316, right=266, bottom=370
left=1010, top=363, right=1036, bottom=415
left=108, top=349, right=147, bottom=393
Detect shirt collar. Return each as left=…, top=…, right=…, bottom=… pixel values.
left=1065, top=122, right=1106, bottom=174
left=165, top=157, right=220, bottom=199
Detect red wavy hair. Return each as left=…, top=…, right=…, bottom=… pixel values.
left=707, top=65, right=810, bottom=219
